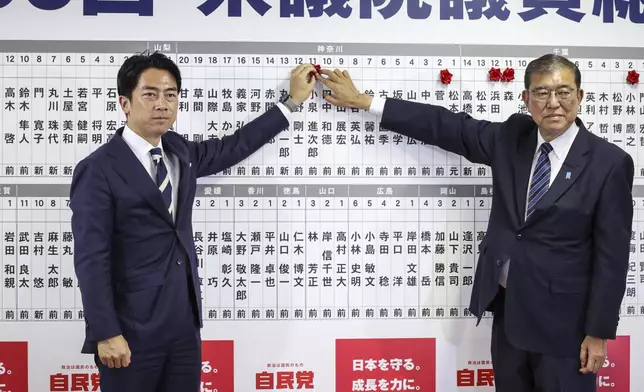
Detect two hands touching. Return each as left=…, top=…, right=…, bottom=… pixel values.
left=287, top=64, right=371, bottom=111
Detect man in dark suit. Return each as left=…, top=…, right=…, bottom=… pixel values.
left=70, top=51, right=318, bottom=391
left=315, top=55, right=634, bottom=391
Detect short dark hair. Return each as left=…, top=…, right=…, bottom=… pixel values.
left=117, top=50, right=182, bottom=99
left=524, top=54, right=581, bottom=90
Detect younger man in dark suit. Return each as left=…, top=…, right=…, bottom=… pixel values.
left=70, top=51, right=318, bottom=391
left=315, top=55, right=634, bottom=392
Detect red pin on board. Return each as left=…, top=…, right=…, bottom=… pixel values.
left=308, top=64, right=321, bottom=80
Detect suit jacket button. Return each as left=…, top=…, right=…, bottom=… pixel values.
left=516, top=233, right=522, bottom=240
left=496, top=260, right=502, bottom=266
left=177, top=260, right=182, bottom=265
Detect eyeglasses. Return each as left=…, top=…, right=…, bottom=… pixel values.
left=529, top=88, right=576, bottom=102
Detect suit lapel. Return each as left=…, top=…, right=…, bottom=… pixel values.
left=107, top=127, right=174, bottom=227
left=522, top=119, right=590, bottom=227
left=513, top=125, right=538, bottom=225
left=162, top=132, right=191, bottom=224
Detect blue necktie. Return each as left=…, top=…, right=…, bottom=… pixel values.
left=527, top=142, right=553, bottom=217
left=150, top=147, right=173, bottom=217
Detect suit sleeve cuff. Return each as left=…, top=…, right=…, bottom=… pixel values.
left=368, top=96, right=386, bottom=115
left=88, top=319, right=122, bottom=342
left=276, top=102, right=292, bottom=120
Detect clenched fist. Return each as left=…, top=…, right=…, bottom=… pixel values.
left=98, top=335, right=131, bottom=368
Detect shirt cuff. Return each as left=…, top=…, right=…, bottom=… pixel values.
left=368, top=96, right=386, bottom=116
left=276, top=102, right=292, bottom=120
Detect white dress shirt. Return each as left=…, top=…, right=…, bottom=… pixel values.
left=367, top=96, right=579, bottom=287
left=120, top=103, right=292, bottom=222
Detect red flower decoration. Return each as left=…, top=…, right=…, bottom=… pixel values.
left=440, top=69, right=453, bottom=84
left=308, top=64, right=321, bottom=78
left=502, top=67, right=515, bottom=82
left=626, top=70, right=639, bottom=85
left=488, top=67, right=502, bottom=81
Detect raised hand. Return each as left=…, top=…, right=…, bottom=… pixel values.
left=315, top=68, right=372, bottom=110
left=288, top=63, right=319, bottom=105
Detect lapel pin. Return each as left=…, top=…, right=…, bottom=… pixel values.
left=565, top=171, right=571, bottom=179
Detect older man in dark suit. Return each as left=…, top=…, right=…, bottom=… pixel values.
left=70, top=51, right=318, bottom=392
left=315, top=54, right=633, bottom=392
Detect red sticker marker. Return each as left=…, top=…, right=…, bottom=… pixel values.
left=309, top=64, right=321, bottom=78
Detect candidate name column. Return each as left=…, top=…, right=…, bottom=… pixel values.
left=17, top=184, right=69, bottom=321
left=1, top=42, right=18, bottom=176
left=0, top=45, right=4, bottom=174
left=233, top=185, right=278, bottom=320
left=276, top=184, right=306, bottom=319
left=632, top=184, right=643, bottom=316
left=200, top=183, right=234, bottom=321
left=192, top=183, right=206, bottom=318
left=304, top=184, right=349, bottom=319
left=1, top=185, right=17, bottom=321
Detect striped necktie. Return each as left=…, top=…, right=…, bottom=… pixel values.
left=150, top=147, right=173, bottom=217
left=526, top=142, right=553, bottom=217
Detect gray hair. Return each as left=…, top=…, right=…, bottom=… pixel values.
left=524, top=54, right=581, bottom=90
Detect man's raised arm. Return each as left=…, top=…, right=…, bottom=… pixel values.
left=190, top=63, right=319, bottom=178
left=316, top=68, right=504, bottom=167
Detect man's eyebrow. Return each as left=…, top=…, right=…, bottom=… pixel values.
left=532, top=84, right=574, bottom=90
left=141, top=85, right=178, bottom=91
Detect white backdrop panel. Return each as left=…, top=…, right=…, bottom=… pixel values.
left=0, top=0, right=642, bottom=391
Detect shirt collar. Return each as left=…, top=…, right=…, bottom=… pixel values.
left=122, top=124, right=164, bottom=157
left=536, top=120, right=579, bottom=160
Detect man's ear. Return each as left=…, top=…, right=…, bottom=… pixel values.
left=119, top=96, right=130, bottom=116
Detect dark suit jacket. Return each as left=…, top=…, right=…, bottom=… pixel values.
left=70, top=106, right=289, bottom=353
left=378, top=98, right=634, bottom=357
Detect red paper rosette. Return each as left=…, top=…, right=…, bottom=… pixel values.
left=488, top=67, right=502, bottom=81
left=440, top=69, right=453, bottom=84
left=627, top=70, right=639, bottom=85
left=502, top=67, right=515, bottom=82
